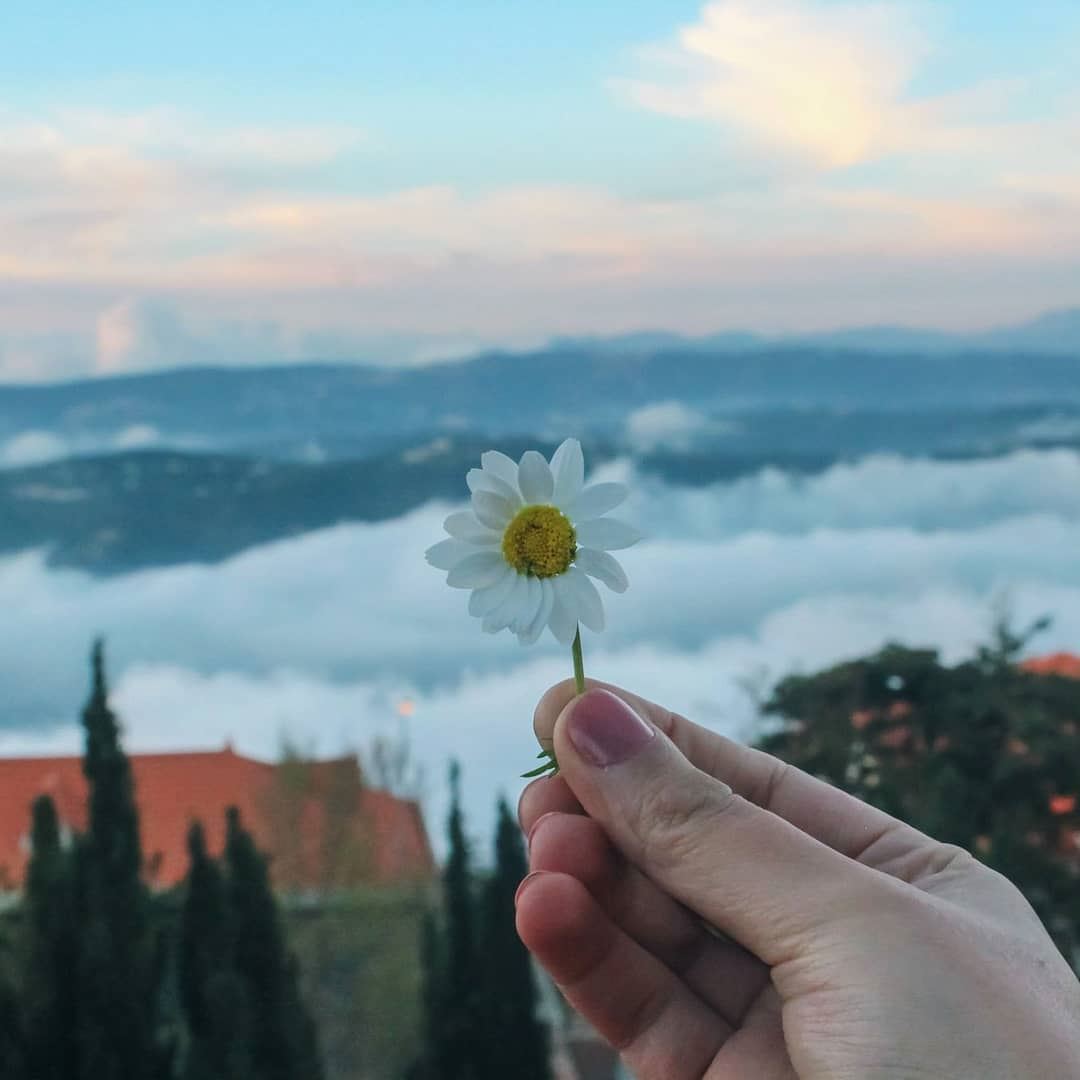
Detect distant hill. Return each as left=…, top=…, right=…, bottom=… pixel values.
left=1, top=334, right=1078, bottom=461
left=1, top=405, right=1076, bottom=573
left=1, top=320, right=1078, bottom=573
left=777, top=308, right=1080, bottom=356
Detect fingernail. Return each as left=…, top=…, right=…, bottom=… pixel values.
left=515, top=870, right=547, bottom=907
left=568, top=689, right=655, bottom=767
left=526, top=811, right=557, bottom=852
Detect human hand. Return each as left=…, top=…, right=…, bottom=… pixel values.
left=516, top=682, right=1080, bottom=1079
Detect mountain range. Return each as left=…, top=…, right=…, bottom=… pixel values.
left=1, top=310, right=1078, bottom=460
left=0, top=311, right=1077, bottom=573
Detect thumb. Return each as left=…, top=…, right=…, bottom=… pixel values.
left=553, top=689, right=888, bottom=964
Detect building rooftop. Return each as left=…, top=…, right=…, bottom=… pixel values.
left=0, top=746, right=433, bottom=892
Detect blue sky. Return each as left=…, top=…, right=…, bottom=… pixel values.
left=1, top=0, right=1079, bottom=379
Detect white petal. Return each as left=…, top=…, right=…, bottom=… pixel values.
left=519, top=579, right=555, bottom=645
left=467, top=468, right=521, bottom=505
left=446, top=551, right=506, bottom=589
left=468, top=569, right=516, bottom=616
left=483, top=573, right=528, bottom=633
left=425, top=538, right=475, bottom=571
left=548, top=576, right=579, bottom=645
left=575, top=548, right=629, bottom=593
left=514, top=575, right=543, bottom=634
left=567, top=567, right=605, bottom=632
left=518, top=450, right=554, bottom=504
left=550, top=439, right=584, bottom=505
left=570, top=482, right=627, bottom=521
left=480, top=450, right=520, bottom=493
left=575, top=518, right=642, bottom=551
left=472, top=490, right=516, bottom=530
left=443, top=511, right=501, bottom=544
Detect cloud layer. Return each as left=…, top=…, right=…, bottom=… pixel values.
left=621, top=0, right=928, bottom=167
left=2, top=450, right=1079, bottom=847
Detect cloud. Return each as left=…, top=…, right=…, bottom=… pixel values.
left=625, top=450, right=1080, bottom=538
left=95, top=299, right=201, bottom=376
left=2, top=580, right=1075, bottom=857
left=625, top=401, right=712, bottom=450
left=1, top=450, right=1078, bottom=715
left=1, top=452, right=1079, bottom=847
left=0, top=424, right=189, bottom=469
left=2, top=77, right=1079, bottom=380
left=617, top=2, right=1080, bottom=248
left=620, top=0, right=928, bottom=168
left=0, top=430, right=71, bottom=467
left=112, top=424, right=162, bottom=450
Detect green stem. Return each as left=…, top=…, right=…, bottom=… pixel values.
left=572, top=626, right=586, bottom=695
left=521, top=627, right=585, bottom=779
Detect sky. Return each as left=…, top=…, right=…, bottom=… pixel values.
left=2, top=0, right=1080, bottom=379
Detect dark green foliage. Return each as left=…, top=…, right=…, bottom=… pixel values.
left=178, top=821, right=254, bottom=1080
left=479, top=797, right=551, bottom=1080
left=434, top=761, right=485, bottom=1079
left=22, top=795, right=79, bottom=1080
left=224, top=806, right=324, bottom=1080
left=414, top=910, right=444, bottom=1080
left=413, top=768, right=551, bottom=1079
left=0, top=932, right=27, bottom=1080
left=75, top=639, right=162, bottom=1080
left=758, top=620, right=1080, bottom=961
left=2, top=643, right=328, bottom=1080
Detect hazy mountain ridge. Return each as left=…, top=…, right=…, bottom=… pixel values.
left=1, top=330, right=1078, bottom=460
left=2, top=322, right=1078, bottom=573
left=3, top=415, right=1078, bottom=573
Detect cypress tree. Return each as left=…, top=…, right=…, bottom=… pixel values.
left=410, top=910, right=445, bottom=1080
left=178, top=821, right=253, bottom=1080
left=479, top=797, right=551, bottom=1080
left=435, top=761, right=485, bottom=1079
left=75, top=638, right=159, bottom=1080
left=23, top=795, right=79, bottom=1080
left=0, top=933, right=27, bottom=1080
left=224, top=806, right=324, bottom=1080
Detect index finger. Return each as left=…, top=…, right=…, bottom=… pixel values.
left=535, top=678, right=932, bottom=873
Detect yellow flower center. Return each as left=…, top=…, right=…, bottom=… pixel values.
left=501, top=505, right=576, bottom=578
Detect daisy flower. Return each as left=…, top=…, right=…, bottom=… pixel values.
left=426, top=439, right=641, bottom=774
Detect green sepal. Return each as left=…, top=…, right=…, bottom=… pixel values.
left=520, top=746, right=559, bottom=779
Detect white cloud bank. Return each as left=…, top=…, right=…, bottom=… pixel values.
left=621, top=0, right=928, bottom=168
left=1, top=451, right=1080, bottom=847
left=0, top=424, right=169, bottom=468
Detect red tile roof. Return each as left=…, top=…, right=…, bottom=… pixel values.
left=1021, top=653, right=1080, bottom=679
left=0, top=747, right=433, bottom=892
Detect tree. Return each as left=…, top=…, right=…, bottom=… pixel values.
left=438, top=761, right=485, bottom=1079
left=758, top=624, right=1080, bottom=962
left=22, top=795, right=79, bottom=1080
left=412, top=771, right=552, bottom=1079
left=479, top=797, right=551, bottom=1080
left=75, top=639, right=164, bottom=1080
left=409, top=910, right=445, bottom=1080
left=410, top=762, right=484, bottom=1079
left=0, top=931, right=27, bottom=1080
left=225, top=806, right=324, bottom=1080
left=178, top=821, right=253, bottom=1080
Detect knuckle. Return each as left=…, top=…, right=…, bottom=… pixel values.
left=633, top=777, right=736, bottom=871
left=756, top=757, right=792, bottom=810
left=931, top=842, right=977, bottom=876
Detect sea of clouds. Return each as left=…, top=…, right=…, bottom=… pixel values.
left=2, top=448, right=1080, bottom=853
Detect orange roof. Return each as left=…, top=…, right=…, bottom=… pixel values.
left=0, top=748, right=433, bottom=893
left=1022, top=653, right=1080, bottom=679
